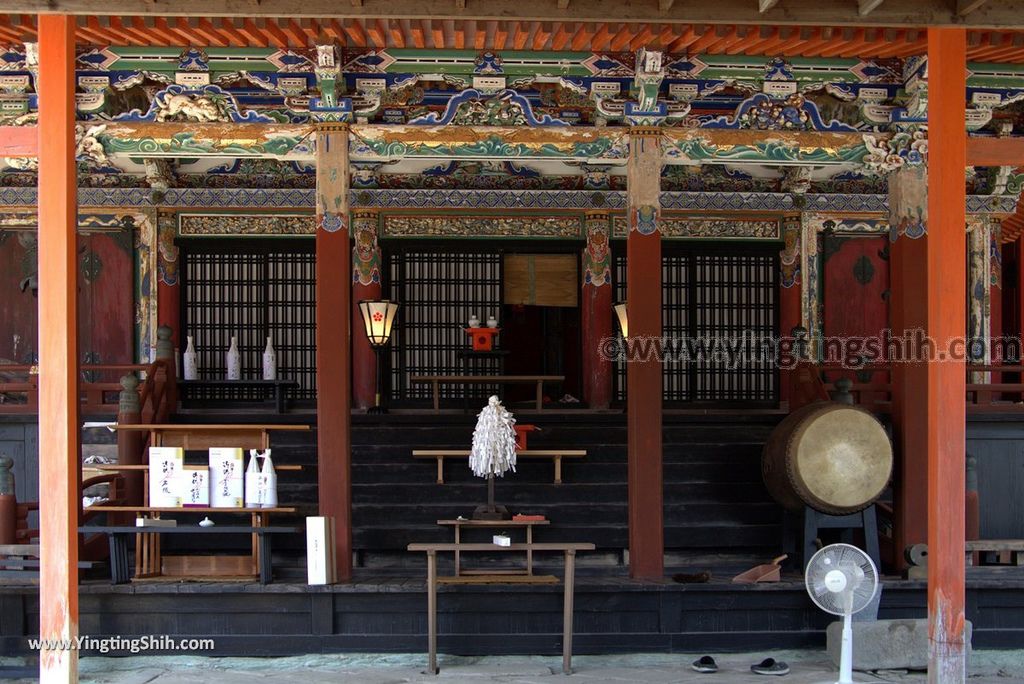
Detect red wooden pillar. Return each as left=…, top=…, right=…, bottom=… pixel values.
left=581, top=211, right=613, bottom=409
left=351, top=209, right=382, bottom=410
left=888, top=214, right=929, bottom=562
left=626, top=127, right=663, bottom=578
left=37, top=14, right=80, bottom=683
left=926, top=28, right=968, bottom=682
left=315, top=124, right=352, bottom=581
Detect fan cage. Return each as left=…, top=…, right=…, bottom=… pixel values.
left=804, top=543, right=879, bottom=616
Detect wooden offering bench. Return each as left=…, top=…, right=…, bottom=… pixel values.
left=407, top=541, right=595, bottom=675
left=438, top=518, right=549, bottom=576
left=414, top=449, right=585, bottom=484
left=411, top=375, right=564, bottom=411
left=86, top=423, right=309, bottom=581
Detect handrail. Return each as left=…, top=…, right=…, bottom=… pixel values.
left=0, top=363, right=155, bottom=414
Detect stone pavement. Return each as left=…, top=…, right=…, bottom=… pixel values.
left=2, top=650, right=1021, bottom=683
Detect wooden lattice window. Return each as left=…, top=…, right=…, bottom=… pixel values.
left=613, top=243, right=779, bottom=404
left=180, top=239, right=317, bottom=401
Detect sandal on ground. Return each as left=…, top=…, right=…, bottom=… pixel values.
left=691, top=655, right=718, bottom=673
left=751, top=658, right=790, bottom=676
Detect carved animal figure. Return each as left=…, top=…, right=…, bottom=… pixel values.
left=155, top=94, right=226, bottom=123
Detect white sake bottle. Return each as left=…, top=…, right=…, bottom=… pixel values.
left=244, top=451, right=261, bottom=507
left=226, top=336, right=241, bottom=380
left=259, top=450, right=278, bottom=509
left=262, top=337, right=277, bottom=380
left=183, top=336, right=198, bottom=380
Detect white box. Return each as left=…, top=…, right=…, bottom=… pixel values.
left=306, top=516, right=337, bottom=585
left=180, top=466, right=210, bottom=508
left=148, top=447, right=183, bottom=508
left=209, top=448, right=245, bottom=508
left=493, top=534, right=511, bottom=547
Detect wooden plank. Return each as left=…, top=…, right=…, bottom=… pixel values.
left=37, top=14, right=79, bottom=684
left=84, top=506, right=296, bottom=513
left=161, top=555, right=253, bottom=577
left=316, top=124, right=352, bottom=582
left=967, top=137, right=1024, bottom=167
left=413, top=450, right=585, bottom=456
left=410, top=375, right=564, bottom=381
left=408, top=542, right=595, bottom=551
left=437, top=574, right=558, bottom=584
left=927, top=27, right=968, bottom=682
left=965, top=539, right=1024, bottom=551
left=12, top=0, right=1024, bottom=28
left=0, top=126, right=37, bottom=157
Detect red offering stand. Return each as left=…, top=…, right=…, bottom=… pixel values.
left=466, top=327, right=500, bottom=351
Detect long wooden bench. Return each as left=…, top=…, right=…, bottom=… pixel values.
left=410, top=375, right=564, bottom=411
left=413, top=449, right=585, bottom=484
left=407, top=541, right=595, bottom=675
left=965, top=539, right=1024, bottom=566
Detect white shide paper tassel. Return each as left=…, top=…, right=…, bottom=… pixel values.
left=468, top=395, right=517, bottom=478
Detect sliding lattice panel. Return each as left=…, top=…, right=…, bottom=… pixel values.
left=614, top=245, right=779, bottom=405
left=387, top=247, right=502, bottom=405
left=181, top=241, right=317, bottom=401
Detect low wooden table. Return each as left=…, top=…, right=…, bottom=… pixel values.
left=83, top=525, right=299, bottom=584
left=437, top=518, right=550, bottom=576
left=413, top=449, right=585, bottom=484
left=113, top=423, right=310, bottom=450
left=178, top=379, right=300, bottom=413
left=407, top=541, right=594, bottom=675
left=410, top=375, right=564, bottom=411
left=85, top=505, right=296, bottom=580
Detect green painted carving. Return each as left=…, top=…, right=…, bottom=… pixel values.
left=101, top=131, right=308, bottom=158
left=664, top=137, right=870, bottom=166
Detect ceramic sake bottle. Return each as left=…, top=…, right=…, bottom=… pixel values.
left=183, top=336, right=198, bottom=380
left=486, top=314, right=498, bottom=328
left=244, top=451, right=260, bottom=507
left=260, top=450, right=278, bottom=509
left=468, top=314, right=481, bottom=328
left=262, top=337, right=277, bottom=380
left=226, top=336, right=241, bottom=380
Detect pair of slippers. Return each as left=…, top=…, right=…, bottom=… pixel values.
left=691, top=656, right=790, bottom=676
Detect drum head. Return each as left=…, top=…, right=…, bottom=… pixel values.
left=794, top=406, right=892, bottom=512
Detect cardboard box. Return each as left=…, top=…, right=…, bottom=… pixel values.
left=180, top=465, right=210, bottom=508
left=306, top=516, right=337, bottom=585
left=148, top=447, right=183, bottom=508
left=209, top=448, right=245, bottom=508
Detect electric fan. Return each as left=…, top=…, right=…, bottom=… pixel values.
left=805, top=543, right=879, bottom=684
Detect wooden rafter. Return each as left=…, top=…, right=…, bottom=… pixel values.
left=957, top=0, right=988, bottom=16
left=859, top=0, right=885, bottom=16
left=13, top=0, right=1024, bottom=28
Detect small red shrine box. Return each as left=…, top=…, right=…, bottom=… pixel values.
left=466, top=327, right=500, bottom=351
left=514, top=424, right=538, bottom=451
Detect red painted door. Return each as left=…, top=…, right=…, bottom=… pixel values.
left=822, top=235, right=890, bottom=390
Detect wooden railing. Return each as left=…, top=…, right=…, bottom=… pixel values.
left=789, top=361, right=1024, bottom=414
left=0, top=363, right=152, bottom=415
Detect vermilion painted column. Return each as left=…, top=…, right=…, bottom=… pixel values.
left=581, top=211, right=612, bottom=409
left=37, top=14, right=80, bottom=683
left=315, top=124, right=352, bottom=581
left=626, top=127, right=663, bottom=579
left=351, top=209, right=382, bottom=410
left=926, top=28, right=968, bottom=683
